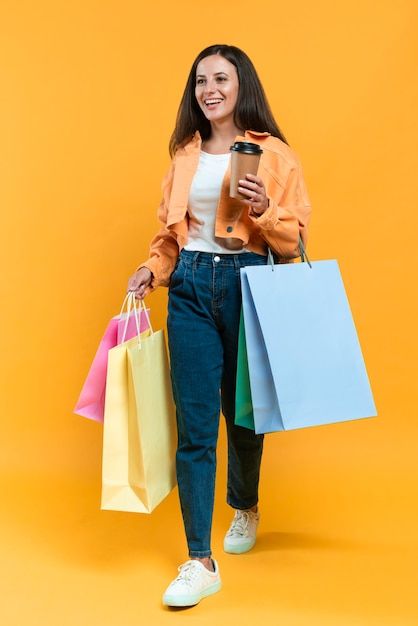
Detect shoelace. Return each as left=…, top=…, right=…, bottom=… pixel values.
left=227, top=510, right=253, bottom=537
left=173, top=560, right=206, bottom=587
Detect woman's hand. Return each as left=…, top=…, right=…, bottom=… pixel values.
left=127, top=267, right=153, bottom=300
left=238, top=173, right=269, bottom=216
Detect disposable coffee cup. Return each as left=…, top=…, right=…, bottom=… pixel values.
left=229, top=141, right=263, bottom=200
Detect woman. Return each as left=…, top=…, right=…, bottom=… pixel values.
left=127, top=44, right=312, bottom=607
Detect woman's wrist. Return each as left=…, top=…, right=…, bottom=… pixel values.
left=249, top=197, right=270, bottom=217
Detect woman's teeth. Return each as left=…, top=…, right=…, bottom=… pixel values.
left=205, top=99, right=223, bottom=108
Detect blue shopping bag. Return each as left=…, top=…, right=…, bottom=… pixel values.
left=239, top=241, right=377, bottom=433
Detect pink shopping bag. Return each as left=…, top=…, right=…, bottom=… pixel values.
left=74, top=293, right=150, bottom=422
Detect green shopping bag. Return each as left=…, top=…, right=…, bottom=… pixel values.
left=235, top=310, right=255, bottom=430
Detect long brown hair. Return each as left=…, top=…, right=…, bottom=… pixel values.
left=168, top=44, right=289, bottom=158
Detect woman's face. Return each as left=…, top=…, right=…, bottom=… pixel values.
left=195, top=54, right=239, bottom=125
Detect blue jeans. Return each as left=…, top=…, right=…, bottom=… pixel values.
left=167, top=249, right=267, bottom=558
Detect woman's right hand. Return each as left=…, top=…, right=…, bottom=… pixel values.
left=127, top=267, right=153, bottom=300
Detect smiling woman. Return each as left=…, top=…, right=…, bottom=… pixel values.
left=195, top=59, right=240, bottom=141
left=127, top=43, right=312, bottom=609
left=169, top=45, right=289, bottom=158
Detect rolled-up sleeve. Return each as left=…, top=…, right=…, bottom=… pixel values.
left=135, top=158, right=180, bottom=293
left=248, top=157, right=312, bottom=258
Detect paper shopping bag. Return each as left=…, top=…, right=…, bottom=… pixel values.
left=101, top=324, right=177, bottom=513
left=235, top=310, right=255, bottom=430
left=239, top=252, right=378, bottom=433
left=74, top=293, right=150, bottom=423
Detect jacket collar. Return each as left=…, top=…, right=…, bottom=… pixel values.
left=193, top=129, right=270, bottom=140
left=183, top=129, right=271, bottom=153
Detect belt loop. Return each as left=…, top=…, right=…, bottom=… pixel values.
left=234, top=254, right=240, bottom=270
left=192, top=250, right=200, bottom=270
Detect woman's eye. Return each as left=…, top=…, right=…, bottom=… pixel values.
left=196, top=77, right=227, bottom=85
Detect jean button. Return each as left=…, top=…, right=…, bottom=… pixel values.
left=214, top=255, right=220, bottom=263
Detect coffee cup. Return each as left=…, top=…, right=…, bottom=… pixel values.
left=229, top=141, right=263, bottom=200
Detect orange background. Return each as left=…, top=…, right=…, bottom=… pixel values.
left=1, top=0, right=417, bottom=624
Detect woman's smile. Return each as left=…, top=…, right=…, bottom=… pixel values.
left=204, top=98, right=224, bottom=109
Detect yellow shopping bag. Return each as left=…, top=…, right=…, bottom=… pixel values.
left=101, top=298, right=177, bottom=513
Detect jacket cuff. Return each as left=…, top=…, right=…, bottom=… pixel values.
left=134, top=261, right=159, bottom=294
left=248, top=196, right=279, bottom=231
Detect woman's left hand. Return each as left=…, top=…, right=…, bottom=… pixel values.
left=238, top=173, right=269, bottom=215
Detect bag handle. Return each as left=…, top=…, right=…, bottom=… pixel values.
left=267, top=234, right=312, bottom=270
left=119, top=291, right=155, bottom=345
left=119, top=291, right=142, bottom=344
left=121, top=293, right=155, bottom=350
left=139, top=298, right=153, bottom=336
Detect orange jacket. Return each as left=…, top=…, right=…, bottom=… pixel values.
left=137, top=129, right=312, bottom=293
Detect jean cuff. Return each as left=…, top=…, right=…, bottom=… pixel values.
left=227, top=497, right=258, bottom=510
left=189, top=550, right=212, bottom=558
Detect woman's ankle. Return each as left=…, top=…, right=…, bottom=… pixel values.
left=240, top=504, right=258, bottom=513
left=191, top=556, right=215, bottom=572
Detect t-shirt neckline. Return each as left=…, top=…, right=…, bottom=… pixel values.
left=200, top=149, right=230, bottom=157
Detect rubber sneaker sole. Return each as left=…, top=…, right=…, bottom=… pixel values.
left=162, top=580, right=222, bottom=607
left=223, top=536, right=256, bottom=554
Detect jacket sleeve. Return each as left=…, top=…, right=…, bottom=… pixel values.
left=135, top=158, right=179, bottom=294
left=248, top=156, right=312, bottom=259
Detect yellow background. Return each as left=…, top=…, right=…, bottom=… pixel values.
left=1, top=0, right=417, bottom=624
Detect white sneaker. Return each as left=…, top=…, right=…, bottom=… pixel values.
left=162, top=558, right=221, bottom=607
left=223, top=508, right=260, bottom=554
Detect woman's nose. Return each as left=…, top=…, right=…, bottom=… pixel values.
left=204, top=80, right=218, bottom=95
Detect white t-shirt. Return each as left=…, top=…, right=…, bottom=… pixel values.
left=184, top=150, right=246, bottom=254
